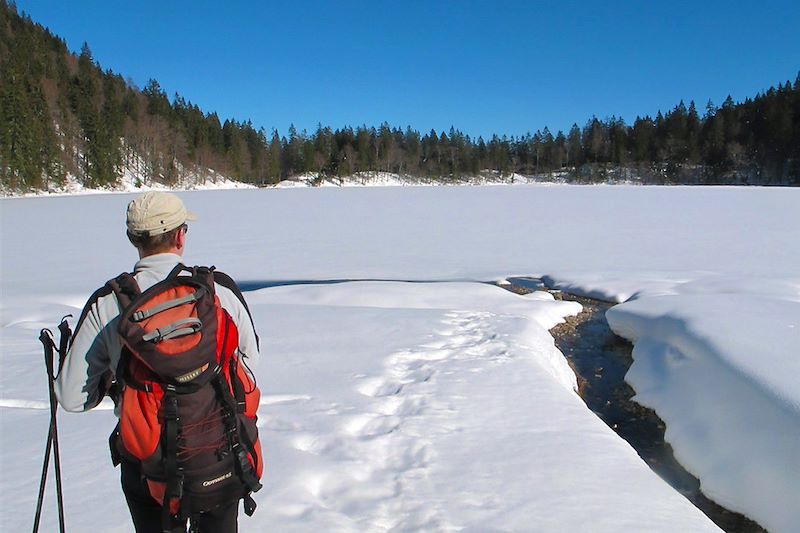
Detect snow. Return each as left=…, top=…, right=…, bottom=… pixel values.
left=606, top=294, right=800, bottom=533
left=278, top=172, right=443, bottom=188
left=274, top=171, right=565, bottom=188
left=1, top=153, right=255, bottom=198
left=2, top=184, right=799, bottom=531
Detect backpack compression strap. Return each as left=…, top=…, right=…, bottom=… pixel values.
left=161, top=384, right=183, bottom=532
left=211, top=374, right=262, bottom=511
left=131, top=287, right=206, bottom=322
left=142, top=318, right=203, bottom=343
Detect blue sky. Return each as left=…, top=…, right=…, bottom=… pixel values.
left=15, top=0, right=800, bottom=140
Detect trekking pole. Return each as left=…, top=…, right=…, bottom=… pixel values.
left=33, top=325, right=67, bottom=533
left=52, top=317, right=70, bottom=531
left=32, top=400, right=53, bottom=533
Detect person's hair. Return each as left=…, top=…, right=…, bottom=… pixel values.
left=127, top=225, right=183, bottom=256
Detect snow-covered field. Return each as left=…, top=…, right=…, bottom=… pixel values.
left=1, top=185, right=798, bottom=532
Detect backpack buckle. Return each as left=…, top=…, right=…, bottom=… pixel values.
left=173, top=473, right=184, bottom=499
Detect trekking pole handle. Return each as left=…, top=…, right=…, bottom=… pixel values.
left=39, top=329, right=57, bottom=380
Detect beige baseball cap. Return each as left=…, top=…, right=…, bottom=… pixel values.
left=126, top=192, right=197, bottom=237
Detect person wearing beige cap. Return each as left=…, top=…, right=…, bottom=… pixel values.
left=124, top=191, right=198, bottom=258
left=55, top=191, right=260, bottom=532
left=127, top=190, right=198, bottom=234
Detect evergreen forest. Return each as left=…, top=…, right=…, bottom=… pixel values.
left=1, top=1, right=799, bottom=191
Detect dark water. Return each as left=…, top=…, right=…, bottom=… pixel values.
left=504, top=278, right=766, bottom=533
left=238, top=279, right=348, bottom=291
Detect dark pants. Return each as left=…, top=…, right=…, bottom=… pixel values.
left=120, top=460, right=239, bottom=533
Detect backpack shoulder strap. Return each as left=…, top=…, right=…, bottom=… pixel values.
left=105, top=273, right=142, bottom=398
left=71, top=284, right=115, bottom=343
left=213, top=270, right=259, bottom=349
left=166, top=262, right=188, bottom=279
left=106, top=272, right=141, bottom=310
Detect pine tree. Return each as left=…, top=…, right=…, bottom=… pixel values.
left=566, top=124, right=582, bottom=167
left=267, top=130, right=281, bottom=182
left=143, top=79, right=171, bottom=118
left=686, top=101, right=701, bottom=163
left=285, top=124, right=304, bottom=176
left=356, top=127, right=371, bottom=172
left=608, top=118, right=628, bottom=165
left=631, top=117, right=655, bottom=162
left=583, top=118, right=606, bottom=164
left=0, top=15, right=60, bottom=190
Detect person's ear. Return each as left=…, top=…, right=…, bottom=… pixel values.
left=176, top=225, right=187, bottom=250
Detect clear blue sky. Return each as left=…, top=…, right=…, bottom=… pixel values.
left=15, top=0, right=800, bottom=140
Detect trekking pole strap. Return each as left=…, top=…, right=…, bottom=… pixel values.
left=57, top=316, right=72, bottom=369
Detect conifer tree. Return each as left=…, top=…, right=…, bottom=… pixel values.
left=566, top=124, right=582, bottom=167
left=267, top=130, right=281, bottom=182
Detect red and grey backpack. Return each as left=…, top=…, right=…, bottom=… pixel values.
left=106, top=264, right=262, bottom=530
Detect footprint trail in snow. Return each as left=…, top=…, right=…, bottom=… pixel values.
left=283, top=310, right=515, bottom=531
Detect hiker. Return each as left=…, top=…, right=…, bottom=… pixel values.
left=55, top=191, right=262, bottom=533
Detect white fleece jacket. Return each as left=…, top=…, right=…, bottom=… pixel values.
left=55, top=253, right=260, bottom=412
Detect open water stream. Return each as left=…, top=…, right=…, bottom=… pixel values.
left=505, top=277, right=766, bottom=533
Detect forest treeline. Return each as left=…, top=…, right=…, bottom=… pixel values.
left=1, top=1, right=798, bottom=191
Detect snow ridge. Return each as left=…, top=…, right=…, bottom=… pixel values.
left=607, top=296, right=800, bottom=532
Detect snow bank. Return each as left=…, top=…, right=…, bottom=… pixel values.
left=270, top=171, right=569, bottom=189
left=606, top=294, right=800, bottom=533
left=4, top=173, right=254, bottom=198
left=276, top=172, right=441, bottom=188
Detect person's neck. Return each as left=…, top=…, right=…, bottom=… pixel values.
left=138, top=248, right=182, bottom=260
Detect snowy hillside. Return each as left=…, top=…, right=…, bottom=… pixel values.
left=2, top=185, right=798, bottom=532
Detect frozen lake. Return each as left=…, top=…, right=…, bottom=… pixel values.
left=2, top=185, right=798, bottom=532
